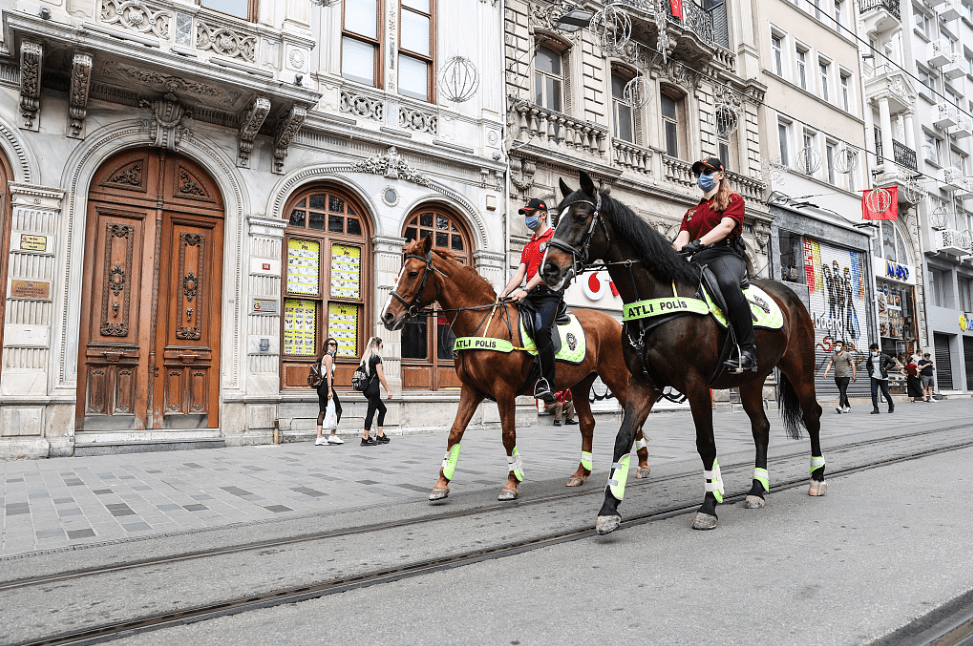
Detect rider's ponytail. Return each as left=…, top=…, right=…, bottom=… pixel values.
left=711, top=177, right=734, bottom=212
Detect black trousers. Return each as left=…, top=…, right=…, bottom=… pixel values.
left=834, top=376, right=851, bottom=409
left=525, top=286, right=562, bottom=383
left=693, top=246, right=755, bottom=350
left=316, top=381, right=342, bottom=425
left=870, top=378, right=893, bottom=409
left=364, top=395, right=387, bottom=430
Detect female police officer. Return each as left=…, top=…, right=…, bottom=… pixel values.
left=673, top=156, right=757, bottom=373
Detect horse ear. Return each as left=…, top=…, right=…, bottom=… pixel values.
left=579, top=171, right=597, bottom=198
left=420, top=235, right=433, bottom=254
left=559, top=178, right=574, bottom=199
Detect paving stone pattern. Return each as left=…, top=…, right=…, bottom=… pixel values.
left=1, top=400, right=966, bottom=558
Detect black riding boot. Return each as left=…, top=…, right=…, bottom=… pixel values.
left=534, top=329, right=556, bottom=402
left=721, top=283, right=758, bottom=373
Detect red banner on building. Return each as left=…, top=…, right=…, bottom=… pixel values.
left=671, top=0, right=684, bottom=19
left=861, top=186, right=898, bottom=220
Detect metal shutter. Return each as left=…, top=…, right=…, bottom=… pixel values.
left=934, top=333, right=953, bottom=391
left=964, top=336, right=973, bottom=391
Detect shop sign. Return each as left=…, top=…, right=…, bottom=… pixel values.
left=10, top=280, right=50, bottom=300
left=961, top=315, right=968, bottom=332
left=581, top=271, right=618, bottom=302
left=873, top=257, right=916, bottom=285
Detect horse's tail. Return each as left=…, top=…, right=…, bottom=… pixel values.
left=776, top=371, right=805, bottom=440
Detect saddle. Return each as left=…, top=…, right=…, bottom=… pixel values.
left=517, top=298, right=570, bottom=355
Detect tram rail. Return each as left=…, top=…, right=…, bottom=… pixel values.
left=7, top=428, right=973, bottom=646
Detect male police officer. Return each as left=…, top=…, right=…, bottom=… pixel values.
left=500, top=198, right=562, bottom=401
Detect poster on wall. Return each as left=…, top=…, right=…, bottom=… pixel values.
left=283, top=299, right=317, bottom=356
left=328, top=303, right=360, bottom=358
left=330, top=244, right=362, bottom=300
left=803, top=239, right=872, bottom=397
left=286, top=239, right=320, bottom=296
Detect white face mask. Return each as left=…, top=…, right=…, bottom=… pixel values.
left=835, top=346, right=843, bottom=353
left=871, top=351, right=880, bottom=356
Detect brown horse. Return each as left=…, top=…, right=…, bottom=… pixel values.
left=540, top=172, right=826, bottom=534
left=381, top=236, right=650, bottom=501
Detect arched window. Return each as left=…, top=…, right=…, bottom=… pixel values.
left=611, top=64, right=638, bottom=144
left=280, top=186, right=371, bottom=390
left=880, top=221, right=911, bottom=265
left=401, top=205, right=473, bottom=390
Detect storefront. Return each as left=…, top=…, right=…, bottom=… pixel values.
left=874, top=258, right=919, bottom=393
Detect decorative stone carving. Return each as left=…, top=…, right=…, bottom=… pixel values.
left=197, top=20, right=257, bottom=63
left=237, top=96, right=271, bottom=168
left=510, top=157, right=536, bottom=196
left=69, top=53, right=93, bottom=139
left=100, top=0, right=172, bottom=40
left=753, top=221, right=771, bottom=254
left=103, top=61, right=241, bottom=108
left=340, top=89, right=384, bottom=122
left=652, top=57, right=701, bottom=94
left=179, top=169, right=206, bottom=196
left=351, top=147, right=429, bottom=186
left=273, top=105, right=306, bottom=174
left=140, top=92, right=193, bottom=151
left=399, top=106, right=439, bottom=135
left=19, top=41, right=43, bottom=131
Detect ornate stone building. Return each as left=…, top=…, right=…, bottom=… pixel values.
left=0, top=0, right=507, bottom=457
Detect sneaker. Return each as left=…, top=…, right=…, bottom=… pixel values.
left=565, top=419, right=578, bottom=425
left=888, top=405, right=895, bottom=413
left=843, top=406, right=852, bottom=413
left=361, top=437, right=377, bottom=446
left=314, top=437, right=328, bottom=446
left=835, top=406, right=843, bottom=414
left=553, top=420, right=561, bottom=426
left=327, top=435, right=344, bottom=445
left=376, top=435, right=390, bottom=444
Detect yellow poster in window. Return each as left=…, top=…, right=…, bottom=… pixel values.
left=283, top=299, right=318, bottom=356
left=330, top=244, right=362, bottom=300
left=328, top=303, right=360, bottom=358
left=287, top=238, right=320, bottom=296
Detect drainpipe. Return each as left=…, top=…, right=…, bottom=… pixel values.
left=501, top=0, right=512, bottom=283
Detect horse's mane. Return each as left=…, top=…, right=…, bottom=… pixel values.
left=423, top=246, right=498, bottom=299
left=569, top=191, right=700, bottom=286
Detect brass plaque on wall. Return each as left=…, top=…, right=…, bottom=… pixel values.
left=20, top=235, right=47, bottom=252
left=10, top=280, right=51, bottom=300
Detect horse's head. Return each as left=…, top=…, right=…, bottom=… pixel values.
left=540, top=170, right=610, bottom=291
left=381, top=235, right=444, bottom=331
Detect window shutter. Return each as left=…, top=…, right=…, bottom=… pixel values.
left=562, top=50, right=572, bottom=115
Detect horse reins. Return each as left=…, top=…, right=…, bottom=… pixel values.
left=545, top=191, right=610, bottom=283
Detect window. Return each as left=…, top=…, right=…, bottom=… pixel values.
left=661, top=91, right=681, bottom=158
left=924, top=132, right=942, bottom=165
left=965, top=52, right=973, bottom=75
left=535, top=46, right=563, bottom=112
left=778, top=120, right=791, bottom=166
left=951, top=147, right=967, bottom=173
left=960, top=277, right=973, bottom=313
left=819, top=60, right=830, bottom=102
left=840, top=72, right=851, bottom=111
left=281, top=187, right=369, bottom=389
left=342, top=0, right=382, bottom=87
left=201, top=0, right=254, bottom=19
left=826, top=141, right=836, bottom=184
left=914, top=10, right=928, bottom=37
left=611, top=69, right=635, bottom=143
left=809, top=0, right=822, bottom=20
left=931, top=268, right=954, bottom=309
left=802, top=129, right=817, bottom=174
left=778, top=230, right=805, bottom=283
left=796, top=47, right=808, bottom=90
left=833, top=0, right=843, bottom=26
left=401, top=207, right=473, bottom=391
left=399, top=0, right=435, bottom=101
left=917, top=67, right=934, bottom=98
left=771, top=34, right=784, bottom=77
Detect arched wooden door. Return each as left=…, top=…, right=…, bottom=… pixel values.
left=0, top=152, right=12, bottom=385
left=77, top=150, right=224, bottom=431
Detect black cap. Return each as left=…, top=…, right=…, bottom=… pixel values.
left=518, top=198, right=548, bottom=215
left=691, top=156, right=726, bottom=176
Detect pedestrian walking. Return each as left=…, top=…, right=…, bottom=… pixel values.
left=315, top=337, right=344, bottom=445
left=902, top=355, right=922, bottom=403
left=918, top=352, right=937, bottom=402
left=865, top=343, right=896, bottom=414
left=545, top=390, right=577, bottom=426
left=822, top=340, right=857, bottom=413
left=359, top=336, right=393, bottom=446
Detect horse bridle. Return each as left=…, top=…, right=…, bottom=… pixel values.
left=545, top=191, right=608, bottom=279
left=390, top=251, right=448, bottom=318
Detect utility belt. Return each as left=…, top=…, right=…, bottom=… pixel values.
left=702, top=235, right=746, bottom=256
left=528, top=284, right=564, bottom=297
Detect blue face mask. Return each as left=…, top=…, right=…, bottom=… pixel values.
left=697, top=173, right=717, bottom=192
left=525, top=215, right=541, bottom=230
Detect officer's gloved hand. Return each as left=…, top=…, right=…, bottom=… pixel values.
left=679, top=239, right=705, bottom=256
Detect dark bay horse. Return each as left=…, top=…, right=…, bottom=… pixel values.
left=381, top=236, right=650, bottom=501
left=540, top=172, right=826, bottom=534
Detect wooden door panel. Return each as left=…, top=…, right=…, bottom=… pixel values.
left=436, top=368, right=462, bottom=390
left=85, top=367, right=108, bottom=416
left=114, top=367, right=136, bottom=415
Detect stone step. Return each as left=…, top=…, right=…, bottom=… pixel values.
left=74, top=429, right=225, bottom=456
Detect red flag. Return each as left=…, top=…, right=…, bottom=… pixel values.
left=862, top=186, right=898, bottom=220
left=670, top=0, right=684, bottom=19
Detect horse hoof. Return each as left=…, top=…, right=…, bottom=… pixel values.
left=636, top=467, right=651, bottom=479
left=743, top=495, right=766, bottom=509
left=596, top=515, right=622, bottom=535
left=565, top=477, right=584, bottom=487
left=498, top=488, right=519, bottom=501
left=428, top=487, right=449, bottom=501
left=692, top=513, right=718, bottom=530
left=809, top=480, right=828, bottom=497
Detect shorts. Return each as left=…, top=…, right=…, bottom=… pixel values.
left=920, top=375, right=934, bottom=389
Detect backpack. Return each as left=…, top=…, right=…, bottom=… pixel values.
left=307, top=362, right=324, bottom=388
left=351, top=364, right=370, bottom=392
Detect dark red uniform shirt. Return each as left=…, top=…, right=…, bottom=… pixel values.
left=679, top=193, right=745, bottom=241
left=520, top=227, right=555, bottom=282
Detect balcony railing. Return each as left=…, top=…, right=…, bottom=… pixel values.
left=893, top=140, right=917, bottom=171
left=859, top=0, right=901, bottom=20
left=511, top=101, right=608, bottom=158
left=613, top=0, right=729, bottom=52
left=612, top=139, right=652, bottom=175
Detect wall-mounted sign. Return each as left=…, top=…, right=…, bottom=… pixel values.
left=20, top=235, right=47, bottom=252
left=885, top=261, right=909, bottom=281
left=960, top=315, right=968, bottom=332
left=10, top=280, right=50, bottom=300
left=252, top=298, right=278, bottom=314
left=873, top=257, right=916, bottom=285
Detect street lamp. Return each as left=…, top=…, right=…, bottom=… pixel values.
left=556, top=8, right=594, bottom=32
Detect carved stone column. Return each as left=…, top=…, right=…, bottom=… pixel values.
left=371, top=235, right=406, bottom=396
left=19, top=41, right=43, bottom=132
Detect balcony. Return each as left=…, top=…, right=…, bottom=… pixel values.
left=942, top=53, right=965, bottom=80
left=951, top=115, right=973, bottom=139
left=933, top=102, right=959, bottom=129
left=509, top=101, right=609, bottom=163
left=934, top=229, right=971, bottom=256
left=927, top=40, right=953, bottom=68
left=859, top=0, right=900, bottom=35
left=612, top=139, right=652, bottom=175
left=726, top=170, right=768, bottom=202
left=892, top=140, right=917, bottom=171
left=941, top=167, right=964, bottom=191
left=612, top=0, right=733, bottom=69
left=937, top=0, right=961, bottom=21
left=863, top=64, right=915, bottom=114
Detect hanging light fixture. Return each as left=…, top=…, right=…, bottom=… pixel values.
left=438, top=56, right=480, bottom=103
left=557, top=8, right=594, bottom=32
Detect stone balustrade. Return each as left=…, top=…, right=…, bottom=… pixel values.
left=726, top=170, right=767, bottom=202
left=512, top=101, right=608, bottom=158
left=662, top=155, right=695, bottom=188
left=612, top=139, right=652, bottom=175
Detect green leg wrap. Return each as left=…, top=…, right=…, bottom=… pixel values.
left=507, top=446, right=524, bottom=482
left=608, top=454, right=631, bottom=500
left=753, top=467, right=769, bottom=492
left=441, top=444, right=461, bottom=480
left=580, top=451, right=593, bottom=471
left=704, top=458, right=724, bottom=503
left=810, top=456, right=826, bottom=475
left=634, top=437, right=648, bottom=451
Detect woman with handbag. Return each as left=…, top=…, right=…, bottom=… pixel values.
left=315, top=337, right=344, bottom=446
left=359, top=336, right=393, bottom=446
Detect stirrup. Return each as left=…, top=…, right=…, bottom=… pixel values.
left=534, top=377, right=555, bottom=402
left=725, top=347, right=757, bottom=374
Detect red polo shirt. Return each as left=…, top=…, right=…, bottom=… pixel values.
left=520, top=227, right=555, bottom=282
left=679, top=193, right=745, bottom=240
